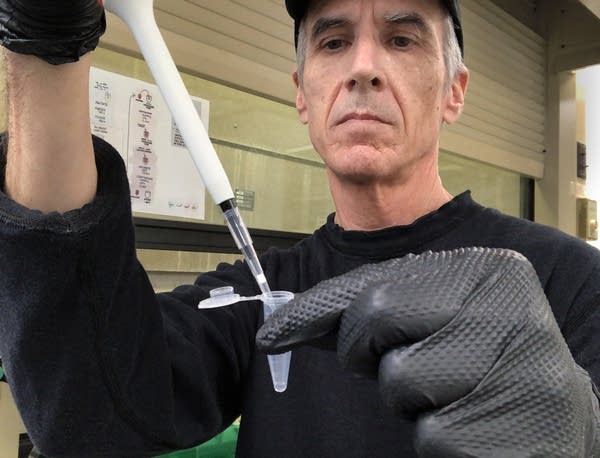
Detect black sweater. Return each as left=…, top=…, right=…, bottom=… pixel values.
left=0, top=137, right=599, bottom=457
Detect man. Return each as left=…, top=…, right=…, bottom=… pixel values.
left=0, top=0, right=598, bottom=457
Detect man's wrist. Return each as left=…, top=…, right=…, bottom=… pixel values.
left=5, top=51, right=97, bottom=213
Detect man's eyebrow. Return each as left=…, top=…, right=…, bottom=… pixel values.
left=310, top=16, right=351, bottom=41
left=383, top=12, right=430, bottom=33
left=310, top=12, right=432, bottom=41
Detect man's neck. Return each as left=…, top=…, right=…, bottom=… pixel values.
left=329, top=170, right=452, bottom=232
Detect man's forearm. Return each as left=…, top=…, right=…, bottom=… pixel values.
left=4, top=50, right=97, bottom=213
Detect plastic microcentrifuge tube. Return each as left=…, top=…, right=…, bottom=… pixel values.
left=199, top=288, right=294, bottom=392
left=262, top=291, right=294, bottom=393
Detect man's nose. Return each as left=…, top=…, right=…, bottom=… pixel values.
left=345, top=37, right=384, bottom=90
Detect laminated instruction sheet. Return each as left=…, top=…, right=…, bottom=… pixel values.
left=89, top=67, right=209, bottom=221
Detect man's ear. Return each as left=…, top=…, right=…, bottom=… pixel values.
left=443, top=68, right=469, bottom=125
left=293, top=69, right=309, bottom=125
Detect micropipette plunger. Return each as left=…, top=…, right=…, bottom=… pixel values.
left=103, top=0, right=270, bottom=295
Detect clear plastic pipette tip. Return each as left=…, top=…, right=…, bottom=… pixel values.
left=220, top=202, right=292, bottom=390
left=222, top=204, right=271, bottom=294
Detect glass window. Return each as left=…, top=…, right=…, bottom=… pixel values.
left=440, top=150, right=529, bottom=219
left=93, top=47, right=333, bottom=235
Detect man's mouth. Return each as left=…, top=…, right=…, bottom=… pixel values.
left=336, top=112, right=388, bottom=125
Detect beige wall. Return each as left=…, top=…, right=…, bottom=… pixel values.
left=0, top=383, right=26, bottom=458
left=535, top=72, right=578, bottom=235
left=533, top=2, right=600, bottom=236
left=441, top=151, right=522, bottom=217
left=0, top=45, right=534, bottom=296
left=90, top=47, right=334, bottom=235
left=577, top=65, right=600, bottom=249
left=89, top=46, right=333, bottom=292
left=138, top=249, right=242, bottom=292
left=576, top=86, right=587, bottom=145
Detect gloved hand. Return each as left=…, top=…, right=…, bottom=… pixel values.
left=0, top=0, right=105, bottom=64
left=256, top=247, right=600, bottom=457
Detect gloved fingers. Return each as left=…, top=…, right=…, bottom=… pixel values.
left=338, top=248, right=500, bottom=376
left=412, top=351, right=591, bottom=458
left=372, top=256, right=536, bottom=416
left=337, top=281, right=462, bottom=376
left=407, top=334, right=544, bottom=458
left=377, top=340, right=490, bottom=417
left=256, top=253, right=426, bottom=353
left=413, top=409, right=511, bottom=458
left=255, top=290, right=345, bottom=354
left=257, top=248, right=532, bottom=360
left=385, top=263, right=597, bottom=457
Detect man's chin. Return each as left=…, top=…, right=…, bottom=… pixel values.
left=329, top=167, right=396, bottom=186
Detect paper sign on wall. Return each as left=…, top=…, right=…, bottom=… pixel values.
left=89, top=67, right=209, bottom=221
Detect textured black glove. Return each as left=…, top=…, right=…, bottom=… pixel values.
left=0, top=0, right=105, bottom=64
left=257, top=248, right=600, bottom=457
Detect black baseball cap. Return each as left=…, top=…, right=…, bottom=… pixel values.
left=285, top=0, right=464, bottom=57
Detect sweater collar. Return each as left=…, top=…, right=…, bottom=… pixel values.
left=321, top=191, right=481, bottom=260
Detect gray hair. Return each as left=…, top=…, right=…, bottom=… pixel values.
left=295, top=12, right=466, bottom=88
left=442, top=15, right=466, bottom=88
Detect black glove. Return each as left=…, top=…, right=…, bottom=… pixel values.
left=0, top=0, right=105, bottom=64
left=257, top=248, right=600, bottom=457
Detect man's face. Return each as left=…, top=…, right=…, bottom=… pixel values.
left=295, top=0, right=467, bottom=186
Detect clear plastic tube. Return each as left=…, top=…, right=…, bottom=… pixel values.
left=262, top=291, right=294, bottom=392
left=198, top=289, right=294, bottom=392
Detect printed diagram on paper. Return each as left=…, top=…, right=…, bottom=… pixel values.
left=89, top=67, right=209, bottom=220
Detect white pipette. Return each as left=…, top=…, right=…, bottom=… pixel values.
left=103, top=0, right=289, bottom=393
left=103, top=0, right=270, bottom=295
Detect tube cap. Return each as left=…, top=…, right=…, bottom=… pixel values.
left=285, top=0, right=464, bottom=57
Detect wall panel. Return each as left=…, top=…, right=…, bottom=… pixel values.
left=99, top=0, right=547, bottom=177
left=454, top=0, right=546, bottom=177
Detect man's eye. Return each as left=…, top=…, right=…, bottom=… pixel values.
left=323, top=39, right=345, bottom=50
left=392, top=36, right=412, bottom=47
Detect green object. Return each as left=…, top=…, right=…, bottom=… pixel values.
left=0, top=365, right=4, bottom=380
left=155, top=423, right=239, bottom=458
